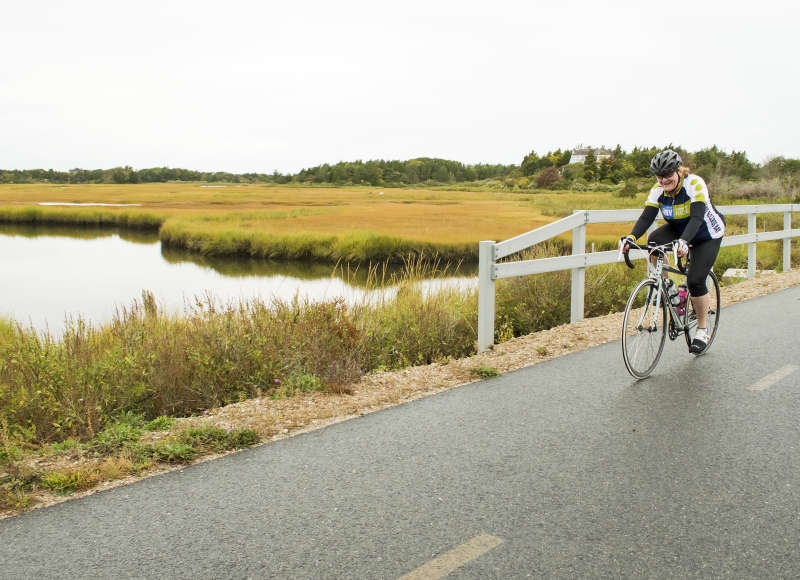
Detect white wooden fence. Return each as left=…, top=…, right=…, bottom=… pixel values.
left=477, top=203, right=800, bottom=352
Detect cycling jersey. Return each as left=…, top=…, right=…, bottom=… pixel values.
left=645, top=173, right=725, bottom=242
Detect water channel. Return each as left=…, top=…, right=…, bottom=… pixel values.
left=0, top=224, right=477, bottom=335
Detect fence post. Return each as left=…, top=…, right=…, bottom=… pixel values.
left=748, top=213, right=757, bottom=278
left=570, top=211, right=586, bottom=323
left=784, top=212, right=792, bottom=272
left=477, top=240, right=496, bottom=352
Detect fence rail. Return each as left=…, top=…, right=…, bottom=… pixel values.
left=477, top=203, right=800, bottom=352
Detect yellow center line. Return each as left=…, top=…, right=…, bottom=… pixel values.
left=399, top=533, right=504, bottom=580
left=747, top=364, right=799, bottom=391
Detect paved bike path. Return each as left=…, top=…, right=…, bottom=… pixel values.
left=2, top=285, right=799, bottom=578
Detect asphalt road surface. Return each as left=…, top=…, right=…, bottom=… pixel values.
left=2, top=286, right=799, bottom=579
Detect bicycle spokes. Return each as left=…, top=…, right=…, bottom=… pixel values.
left=622, top=280, right=667, bottom=379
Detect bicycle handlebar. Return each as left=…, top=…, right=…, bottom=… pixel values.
left=619, top=240, right=690, bottom=273
left=677, top=254, right=688, bottom=274
left=622, top=244, right=635, bottom=269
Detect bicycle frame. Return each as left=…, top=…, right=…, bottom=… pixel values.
left=625, top=242, right=690, bottom=338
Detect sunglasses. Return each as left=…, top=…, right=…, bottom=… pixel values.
left=656, top=172, right=676, bottom=179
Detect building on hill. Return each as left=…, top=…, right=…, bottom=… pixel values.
left=570, top=146, right=613, bottom=164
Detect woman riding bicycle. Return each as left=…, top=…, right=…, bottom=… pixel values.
left=621, top=149, right=725, bottom=354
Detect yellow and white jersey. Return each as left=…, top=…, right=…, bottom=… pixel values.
left=645, top=173, right=725, bottom=241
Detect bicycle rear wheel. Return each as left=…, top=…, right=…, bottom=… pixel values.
left=622, top=279, right=667, bottom=379
left=684, top=270, right=721, bottom=353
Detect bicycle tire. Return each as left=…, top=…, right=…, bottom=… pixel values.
left=622, top=279, right=667, bottom=379
left=684, top=270, right=721, bottom=353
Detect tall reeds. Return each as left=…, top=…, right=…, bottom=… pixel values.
left=159, top=220, right=478, bottom=264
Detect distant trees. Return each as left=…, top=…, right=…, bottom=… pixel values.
left=520, top=151, right=541, bottom=176
left=762, top=156, right=800, bottom=178
left=0, top=145, right=791, bottom=188
left=520, top=148, right=571, bottom=176
left=0, top=166, right=282, bottom=185
left=583, top=150, right=597, bottom=181
left=536, top=166, right=560, bottom=188
left=515, top=143, right=785, bottom=192
left=294, top=158, right=514, bottom=186
left=692, top=146, right=756, bottom=180
left=627, top=146, right=660, bottom=177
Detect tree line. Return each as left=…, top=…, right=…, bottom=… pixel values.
left=2, top=146, right=799, bottom=187
left=0, top=158, right=515, bottom=186
left=520, top=145, right=790, bottom=184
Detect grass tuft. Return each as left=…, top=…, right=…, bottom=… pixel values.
left=39, top=468, right=98, bottom=495
left=470, top=366, right=500, bottom=378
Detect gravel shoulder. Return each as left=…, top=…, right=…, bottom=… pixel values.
left=4, top=269, right=800, bottom=518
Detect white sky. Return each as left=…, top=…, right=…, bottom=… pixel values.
left=2, top=0, right=798, bottom=174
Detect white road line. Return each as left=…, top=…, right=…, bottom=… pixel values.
left=399, top=533, right=504, bottom=580
left=747, top=365, right=799, bottom=391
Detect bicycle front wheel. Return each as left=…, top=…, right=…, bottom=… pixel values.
left=684, top=270, right=721, bottom=353
left=622, top=279, right=667, bottom=379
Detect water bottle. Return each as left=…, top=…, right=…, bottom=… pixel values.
left=676, top=284, right=688, bottom=315
left=666, top=279, right=679, bottom=306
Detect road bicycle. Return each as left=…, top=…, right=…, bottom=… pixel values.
left=619, top=240, right=721, bottom=379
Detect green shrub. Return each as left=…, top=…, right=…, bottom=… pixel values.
left=46, top=439, right=81, bottom=454
left=151, top=442, right=196, bottom=462
left=470, top=366, right=499, bottom=378
left=0, top=486, right=32, bottom=511
left=0, top=443, right=24, bottom=465
left=177, top=426, right=259, bottom=452
left=39, top=469, right=95, bottom=495
left=272, top=373, right=324, bottom=399
left=715, top=246, right=747, bottom=275
left=144, top=416, right=174, bottom=431
left=227, top=429, right=259, bottom=448
left=615, top=180, right=638, bottom=198
left=93, top=421, right=142, bottom=450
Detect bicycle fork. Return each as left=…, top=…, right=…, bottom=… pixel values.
left=637, top=281, right=662, bottom=332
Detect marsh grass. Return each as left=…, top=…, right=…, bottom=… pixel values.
left=0, top=183, right=643, bottom=264
left=159, top=220, right=477, bottom=263
left=0, top=206, right=162, bottom=229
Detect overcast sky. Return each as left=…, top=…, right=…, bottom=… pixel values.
left=2, top=0, right=798, bottom=174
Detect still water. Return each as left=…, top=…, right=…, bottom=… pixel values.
left=0, top=225, right=477, bottom=335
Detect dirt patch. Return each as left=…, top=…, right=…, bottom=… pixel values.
left=4, top=269, right=799, bottom=519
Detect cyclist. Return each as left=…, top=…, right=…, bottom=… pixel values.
left=621, top=149, right=725, bottom=354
